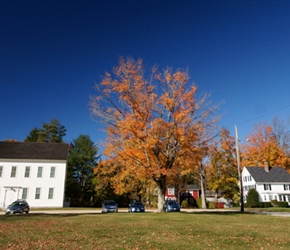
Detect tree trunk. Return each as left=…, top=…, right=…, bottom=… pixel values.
left=199, top=164, right=207, bottom=209
left=215, top=189, right=218, bottom=203
left=156, top=175, right=166, bottom=212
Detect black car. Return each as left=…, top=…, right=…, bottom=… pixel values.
left=128, top=201, right=145, bottom=212
left=5, top=200, right=30, bottom=215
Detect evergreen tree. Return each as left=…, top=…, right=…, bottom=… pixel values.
left=246, top=188, right=259, bottom=208
left=67, top=134, right=100, bottom=206
left=24, top=119, right=66, bottom=143
left=24, top=128, right=40, bottom=142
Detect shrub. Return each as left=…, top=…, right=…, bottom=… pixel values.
left=208, top=202, right=218, bottom=209
left=151, top=200, right=158, bottom=208
left=196, top=197, right=202, bottom=208
left=181, top=200, right=188, bottom=208
left=263, top=202, right=272, bottom=208
left=196, top=197, right=208, bottom=208
left=233, top=193, right=240, bottom=207
left=258, top=202, right=272, bottom=208
left=277, top=202, right=288, bottom=208
left=246, top=189, right=259, bottom=208
left=271, top=200, right=278, bottom=207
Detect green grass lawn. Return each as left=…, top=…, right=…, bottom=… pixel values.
left=1, top=212, right=290, bottom=250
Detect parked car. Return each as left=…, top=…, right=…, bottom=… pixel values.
left=165, top=200, right=180, bottom=212
left=102, top=200, right=118, bottom=213
left=5, top=199, right=30, bottom=215
left=128, top=200, right=145, bottom=212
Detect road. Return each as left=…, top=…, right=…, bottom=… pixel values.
left=1, top=208, right=290, bottom=216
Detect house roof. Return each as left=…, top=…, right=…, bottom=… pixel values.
left=182, top=184, right=199, bottom=190
left=245, top=166, right=290, bottom=183
left=0, top=141, right=69, bottom=161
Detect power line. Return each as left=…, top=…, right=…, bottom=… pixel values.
left=237, top=104, right=290, bottom=125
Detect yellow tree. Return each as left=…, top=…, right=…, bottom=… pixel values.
left=90, top=57, right=219, bottom=212
left=241, top=123, right=290, bottom=170
left=207, top=128, right=239, bottom=204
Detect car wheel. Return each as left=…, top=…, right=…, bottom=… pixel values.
left=19, top=209, right=24, bottom=214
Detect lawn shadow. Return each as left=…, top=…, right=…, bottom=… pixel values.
left=180, top=210, right=252, bottom=216
left=0, top=212, right=104, bottom=220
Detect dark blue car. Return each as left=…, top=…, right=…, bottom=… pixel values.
left=128, top=201, right=145, bottom=212
left=5, top=199, right=30, bottom=215
left=165, top=200, right=180, bottom=212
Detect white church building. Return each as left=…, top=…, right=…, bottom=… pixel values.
left=0, top=141, right=69, bottom=209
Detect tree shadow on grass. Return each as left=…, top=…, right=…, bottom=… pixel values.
left=180, top=211, right=253, bottom=216
left=0, top=212, right=104, bottom=221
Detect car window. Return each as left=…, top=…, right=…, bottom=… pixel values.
left=132, top=202, right=143, bottom=206
left=105, top=201, right=116, bottom=205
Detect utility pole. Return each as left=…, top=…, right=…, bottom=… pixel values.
left=235, top=125, right=244, bottom=212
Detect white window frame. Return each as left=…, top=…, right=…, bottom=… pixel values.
left=168, top=188, right=175, bottom=195
left=278, top=195, right=286, bottom=202
left=35, top=188, right=41, bottom=199
left=50, top=167, right=56, bottom=178
left=48, top=188, right=54, bottom=199
left=11, top=166, right=17, bottom=177
left=37, top=166, right=43, bottom=178
left=24, top=166, right=30, bottom=178
left=22, top=188, right=28, bottom=199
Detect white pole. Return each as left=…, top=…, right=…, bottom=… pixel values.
left=235, top=125, right=244, bottom=212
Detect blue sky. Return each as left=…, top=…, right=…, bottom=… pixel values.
left=1, top=0, right=290, bottom=152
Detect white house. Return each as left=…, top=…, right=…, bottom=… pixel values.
left=0, top=141, right=69, bottom=209
left=242, top=162, right=290, bottom=204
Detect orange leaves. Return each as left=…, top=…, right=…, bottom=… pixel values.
left=173, top=71, right=188, bottom=84
left=159, top=93, right=176, bottom=111
left=165, top=72, right=173, bottom=82
left=241, top=123, right=289, bottom=169
left=90, top=57, right=220, bottom=198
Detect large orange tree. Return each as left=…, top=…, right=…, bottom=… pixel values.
left=90, top=58, right=219, bottom=212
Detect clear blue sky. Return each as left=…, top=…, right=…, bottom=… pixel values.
left=1, top=0, right=290, bottom=152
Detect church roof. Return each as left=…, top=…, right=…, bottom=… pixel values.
left=0, top=141, right=69, bottom=160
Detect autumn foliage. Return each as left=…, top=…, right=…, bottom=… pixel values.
left=241, top=123, right=290, bottom=171
left=90, top=58, right=219, bottom=211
